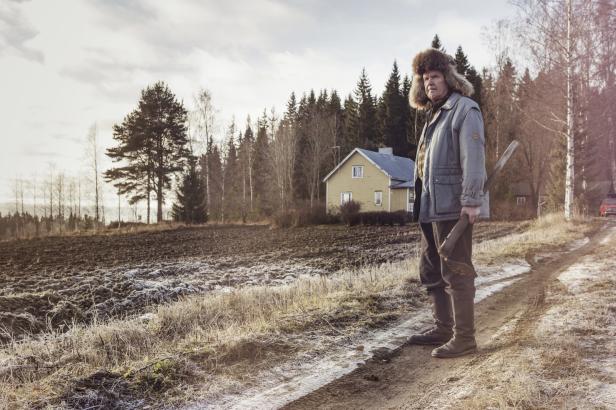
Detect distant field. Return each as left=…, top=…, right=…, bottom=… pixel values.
left=0, top=222, right=521, bottom=341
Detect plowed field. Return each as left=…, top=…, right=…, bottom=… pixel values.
left=0, top=222, right=519, bottom=342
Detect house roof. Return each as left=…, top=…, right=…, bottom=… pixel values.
left=322, top=148, right=415, bottom=183
left=390, top=180, right=414, bottom=189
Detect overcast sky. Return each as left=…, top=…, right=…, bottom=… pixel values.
left=0, top=0, right=518, bottom=207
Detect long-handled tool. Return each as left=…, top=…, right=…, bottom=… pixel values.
left=438, top=140, right=520, bottom=275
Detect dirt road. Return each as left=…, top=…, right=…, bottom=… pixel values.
left=285, top=221, right=615, bottom=409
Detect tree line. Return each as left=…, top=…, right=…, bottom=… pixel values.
left=105, top=37, right=485, bottom=224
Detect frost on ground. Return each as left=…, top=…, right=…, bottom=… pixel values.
left=188, top=258, right=535, bottom=409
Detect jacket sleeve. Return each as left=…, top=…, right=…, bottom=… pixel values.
left=459, top=107, right=486, bottom=207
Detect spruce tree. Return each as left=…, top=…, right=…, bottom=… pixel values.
left=341, top=94, right=359, bottom=159
left=466, top=66, right=483, bottom=106
left=454, top=46, right=470, bottom=76
left=207, top=143, right=223, bottom=221
left=355, top=68, right=379, bottom=150
left=239, top=117, right=255, bottom=219
left=252, top=111, right=274, bottom=215
left=328, top=90, right=344, bottom=164
left=172, top=156, right=207, bottom=224
left=222, top=122, right=240, bottom=221
left=402, top=74, right=418, bottom=159
left=285, top=92, right=298, bottom=123
left=454, top=46, right=482, bottom=106
left=431, top=34, right=445, bottom=51
left=380, top=61, right=410, bottom=156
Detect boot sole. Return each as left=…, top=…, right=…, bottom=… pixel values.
left=431, top=346, right=477, bottom=358
left=407, top=339, right=451, bottom=346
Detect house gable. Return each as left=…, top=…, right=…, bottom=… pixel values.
left=325, top=151, right=392, bottom=212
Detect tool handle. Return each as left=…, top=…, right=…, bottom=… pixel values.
left=438, top=213, right=469, bottom=259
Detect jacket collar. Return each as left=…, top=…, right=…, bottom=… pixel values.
left=426, top=92, right=461, bottom=126
left=441, top=91, right=461, bottom=110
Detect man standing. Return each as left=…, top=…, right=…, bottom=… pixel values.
left=406, top=48, right=487, bottom=358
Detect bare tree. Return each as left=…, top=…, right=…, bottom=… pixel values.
left=269, top=119, right=297, bottom=212
left=12, top=178, right=19, bottom=214
left=47, top=163, right=55, bottom=221
left=193, top=89, right=218, bottom=215
left=303, top=108, right=336, bottom=208
left=86, top=123, right=101, bottom=224
left=55, top=171, right=65, bottom=221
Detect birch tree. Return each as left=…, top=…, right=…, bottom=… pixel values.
left=512, top=0, right=592, bottom=219
left=86, top=123, right=101, bottom=223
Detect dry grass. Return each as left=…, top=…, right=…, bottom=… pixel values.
left=474, top=213, right=596, bottom=264
left=451, top=227, right=615, bottom=410
left=0, top=214, right=599, bottom=408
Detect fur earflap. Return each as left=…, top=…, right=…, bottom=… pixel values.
left=409, top=48, right=474, bottom=110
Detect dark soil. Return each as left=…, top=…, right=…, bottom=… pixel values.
left=0, top=222, right=520, bottom=341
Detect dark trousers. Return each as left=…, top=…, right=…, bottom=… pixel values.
left=419, top=220, right=476, bottom=293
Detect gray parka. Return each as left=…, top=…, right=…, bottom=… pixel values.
left=414, top=92, right=488, bottom=223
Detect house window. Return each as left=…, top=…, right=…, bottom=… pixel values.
left=341, top=192, right=352, bottom=205
left=516, top=196, right=526, bottom=206
left=408, top=190, right=414, bottom=211
left=374, top=191, right=383, bottom=206
left=352, top=165, right=364, bottom=178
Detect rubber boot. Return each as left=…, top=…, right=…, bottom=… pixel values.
left=407, top=288, right=453, bottom=346
left=431, top=288, right=477, bottom=358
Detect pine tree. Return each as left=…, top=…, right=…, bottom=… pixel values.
left=172, top=156, right=207, bottom=224
left=105, top=81, right=189, bottom=223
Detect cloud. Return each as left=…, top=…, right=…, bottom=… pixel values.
left=0, top=1, right=44, bottom=63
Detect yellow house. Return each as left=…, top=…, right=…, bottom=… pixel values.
left=323, top=147, right=415, bottom=214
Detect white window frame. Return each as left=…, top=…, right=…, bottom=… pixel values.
left=351, top=165, right=364, bottom=178
left=407, top=189, right=414, bottom=211
left=374, top=191, right=383, bottom=206
left=340, top=191, right=352, bottom=205
left=516, top=196, right=526, bottom=206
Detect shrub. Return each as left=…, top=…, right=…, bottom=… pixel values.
left=347, top=210, right=410, bottom=226
left=340, top=200, right=361, bottom=225
left=272, top=204, right=340, bottom=228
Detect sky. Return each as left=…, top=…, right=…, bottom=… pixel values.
left=0, top=0, right=518, bottom=211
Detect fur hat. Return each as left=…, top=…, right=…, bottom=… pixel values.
left=409, top=48, right=474, bottom=110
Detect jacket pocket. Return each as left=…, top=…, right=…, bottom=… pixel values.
left=433, top=175, right=463, bottom=215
